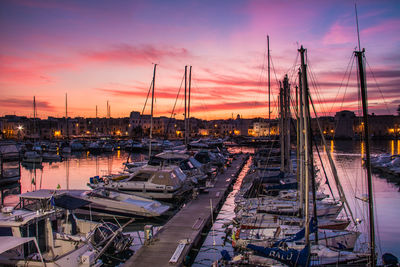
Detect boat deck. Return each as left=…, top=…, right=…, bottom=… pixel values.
left=123, top=154, right=248, bottom=267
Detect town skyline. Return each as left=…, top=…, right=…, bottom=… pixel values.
left=1, top=0, right=399, bottom=120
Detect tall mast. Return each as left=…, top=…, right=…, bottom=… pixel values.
left=356, top=49, right=375, bottom=266
left=354, top=4, right=375, bottom=264
left=295, top=84, right=300, bottom=208
left=299, top=46, right=310, bottom=246
left=33, top=96, right=36, bottom=139
left=307, top=96, right=318, bottom=244
left=66, top=93, right=69, bottom=140
left=184, top=66, right=187, bottom=146
left=106, top=100, right=109, bottom=135
left=96, top=105, right=98, bottom=118
left=298, top=70, right=305, bottom=218
left=149, top=64, right=157, bottom=158
left=283, top=75, right=291, bottom=172
left=188, top=65, right=192, bottom=146
left=279, top=82, right=284, bottom=172
left=267, top=35, right=271, bottom=136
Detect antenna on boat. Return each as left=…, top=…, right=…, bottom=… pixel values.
left=267, top=35, right=271, bottom=136
left=66, top=93, right=69, bottom=141
left=149, top=63, right=157, bottom=158
left=184, top=65, right=187, bottom=147
left=355, top=3, right=361, bottom=52
left=188, top=65, right=192, bottom=147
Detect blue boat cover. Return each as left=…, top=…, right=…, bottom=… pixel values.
left=265, top=182, right=298, bottom=191
left=273, top=219, right=317, bottom=247
left=247, top=243, right=310, bottom=267
left=52, top=195, right=91, bottom=210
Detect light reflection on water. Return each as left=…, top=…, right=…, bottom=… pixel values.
left=194, top=140, right=400, bottom=264
left=319, top=140, right=400, bottom=259
left=4, top=151, right=138, bottom=205
left=193, top=155, right=253, bottom=266
left=3, top=141, right=399, bottom=261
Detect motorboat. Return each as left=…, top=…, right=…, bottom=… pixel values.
left=89, top=165, right=192, bottom=201
left=42, top=152, right=62, bottom=162
left=0, top=195, right=134, bottom=266
left=22, top=151, right=42, bottom=164
left=148, top=151, right=208, bottom=183
left=102, top=142, right=114, bottom=153
left=70, top=140, right=84, bottom=151
left=19, top=189, right=170, bottom=220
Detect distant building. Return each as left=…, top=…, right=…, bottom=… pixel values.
left=334, top=110, right=355, bottom=139
left=0, top=110, right=399, bottom=140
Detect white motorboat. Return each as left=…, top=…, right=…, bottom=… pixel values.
left=149, top=151, right=208, bottom=183
left=42, top=152, right=62, bottom=162
left=20, top=189, right=170, bottom=220
left=0, top=198, right=133, bottom=266
left=23, top=151, right=42, bottom=164
left=89, top=165, right=192, bottom=201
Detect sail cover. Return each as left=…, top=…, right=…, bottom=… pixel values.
left=247, top=243, right=310, bottom=267
left=265, top=182, right=298, bottom=191
left=273, top=219, right=317, bottom=247
left=53, top=194, right=91, bottom=209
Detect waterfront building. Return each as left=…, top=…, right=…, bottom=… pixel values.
left=1, top=110, right=399, bottom=140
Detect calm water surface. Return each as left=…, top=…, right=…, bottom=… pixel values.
left=194, top=140, right=400, bottom=265
left=4, top=140, right=400, bottom=263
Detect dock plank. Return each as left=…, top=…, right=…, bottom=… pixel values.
left=123, top=155, right=247, bottom=267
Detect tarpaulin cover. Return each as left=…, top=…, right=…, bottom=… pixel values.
left=247, top=243, right=310, bottom=267
left=265, top=182, right=298, bottom=191
left=53, top=194, right=91, bottom=210
left=273, top=219, right=318, bottom=247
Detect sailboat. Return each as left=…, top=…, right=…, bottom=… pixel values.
left=23, top=97, right=43, bottom=165
left=89, top=65, right=193, bottom=202
left=0, top=191, right=134, bottom=266
left=227, top=44, right=373, bottom=266
left=62, top=93, right=72, bottom=154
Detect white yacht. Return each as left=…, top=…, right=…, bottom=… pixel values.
left=23, top=151, right=42, bottom=164
left=148, top=151, right=208, bottom=183
left=89, top=165, right=192, bottom=201
left=21, top=189, right=170, bottom=219
left=0, top=195, right=133, bottom=266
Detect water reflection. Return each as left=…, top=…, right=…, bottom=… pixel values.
left=318, top=139, right=400, bottom=258
left=391, top=140, right=394, bottom=155
left=3, top=141, right=399, bottom=260
left=5, top=151, right=133, bottom=205
left=193, top=157, right=252, bottom=266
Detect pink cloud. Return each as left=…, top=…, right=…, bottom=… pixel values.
left=0, top=54, right=77, bottom=86
left=361, top=18, right=400, bottom=37
left=82, top=44, right=191, bottom=65
left=0, top=97, right=56, bottom=112
left=322, top=22, right=354, bottom=45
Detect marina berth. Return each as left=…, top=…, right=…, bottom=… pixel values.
left=0, top=4, right=399, bottom=265
left=0, top=193, right=134, bottom=266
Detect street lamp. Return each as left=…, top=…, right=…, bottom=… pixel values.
left=17, top=125, right=23, bottom=139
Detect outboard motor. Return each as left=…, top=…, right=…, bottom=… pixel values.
left=92, top=222, right=133, bottom=253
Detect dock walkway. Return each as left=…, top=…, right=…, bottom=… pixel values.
left=124, top=154, right=248, bottom=267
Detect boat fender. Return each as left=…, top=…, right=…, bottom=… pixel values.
left=104, top=178, right=109, bottom=185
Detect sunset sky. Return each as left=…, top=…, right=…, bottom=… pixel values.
left=1, top=0, right=399, bottom=120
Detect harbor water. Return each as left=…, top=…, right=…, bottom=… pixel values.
left=4, top=140, right=400, bottom=263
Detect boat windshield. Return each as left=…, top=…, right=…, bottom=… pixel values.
left=189, top=158, right=202, bottom=168
left=173, top=168, right=186, bottom=182
left=128, top=171, right=152, bottom=182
